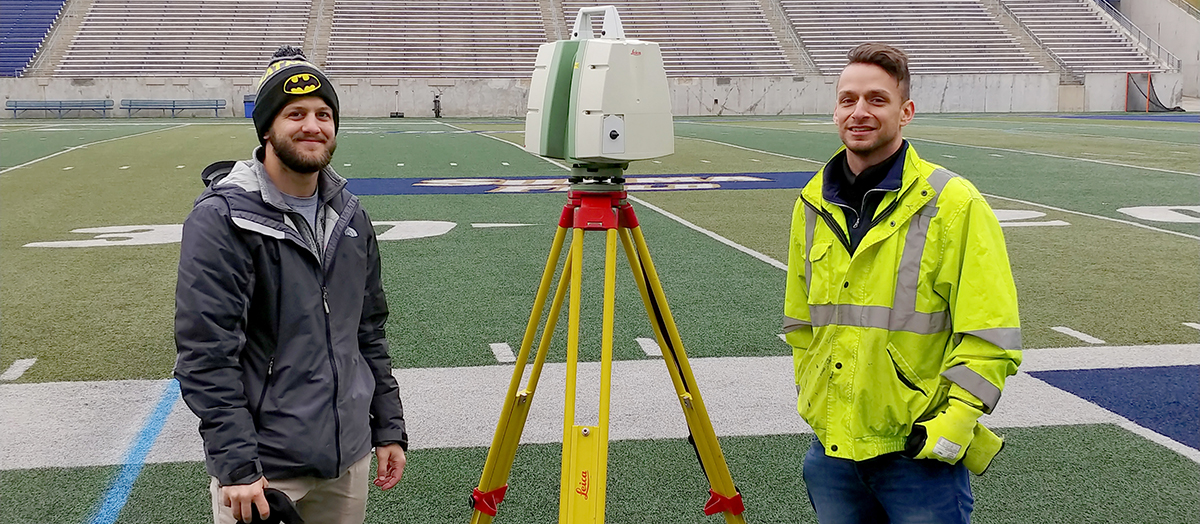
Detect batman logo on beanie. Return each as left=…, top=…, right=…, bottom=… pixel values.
left=253, top=46, right=340, bottom=145
left=283, top=73, right=321, bottom=95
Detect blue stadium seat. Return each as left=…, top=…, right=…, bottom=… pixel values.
left=0, top=0, right=66, bottom=77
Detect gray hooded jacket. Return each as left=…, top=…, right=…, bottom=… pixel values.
left=175, top=149, right=407, bottom=486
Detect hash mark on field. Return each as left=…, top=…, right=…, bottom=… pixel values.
left=942, top=155, right=957, bottom=159
left=635, top=337, right=662, bottom=358
left=119, top=166, right=129, bottom=170
left=62, top=166, right=73, bottom=170
left=750, top=158, right=761, bottom=162
left=175, top=165, right=184, bottom=169
left=490, top=342, right=516, bottom=363
left=989, top=154, right=1003, bottom=158
left=1184, top=322, right=1200, bottom=332
left=0, top=359, right=36, bottom=381
left=502, top=162, right=510, bottom=166
left=1051, top=326, right=1106, bottom=344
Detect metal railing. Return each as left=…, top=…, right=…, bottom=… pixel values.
left=1166, top=0, right=1200, bottom=20
left=1092, top=0, right=1181, bottom=71
left=998, top=0, right=1074, bottom=74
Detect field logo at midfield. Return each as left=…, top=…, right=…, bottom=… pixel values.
left=415, top=175, right=775, bottom=193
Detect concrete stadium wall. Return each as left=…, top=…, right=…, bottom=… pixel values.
left=1118, top=0, right=1200, bottom=97
left=0, top=73, right=1175, bottom=119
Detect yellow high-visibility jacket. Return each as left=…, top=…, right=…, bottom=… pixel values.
left=784, top=143, right=1021, bottom=462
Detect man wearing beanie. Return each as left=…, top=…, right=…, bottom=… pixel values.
left=175, top=46, right=408, bottom=524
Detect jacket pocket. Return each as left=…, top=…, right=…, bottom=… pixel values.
left=806, top=241, right=834, bottom=303
left=886, top=343, right=927, bottom=396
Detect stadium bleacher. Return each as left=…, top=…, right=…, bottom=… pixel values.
left=0, top=0, right=1179, bottom=86
left=1002, top=0, right=1166, bottom=73
left=54, top=0, right=310, bottom=77
left=324, top=0, right=546, bottom=78
left=781, top=0, right=1046, bottom=75
left=0, top=0, right=64, bottom=77
left=561, top=0, right=797, bottom=77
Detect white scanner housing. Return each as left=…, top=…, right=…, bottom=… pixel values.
left=525, top=6, right=674, bottom=165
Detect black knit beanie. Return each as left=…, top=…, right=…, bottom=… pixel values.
left=253, top=46, right=339, bottom=145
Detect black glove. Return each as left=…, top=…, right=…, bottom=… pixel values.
left=237, top=488, right=304, bottom=524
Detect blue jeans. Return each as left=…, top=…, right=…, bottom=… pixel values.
left=803, top=438, right=973, bottom=524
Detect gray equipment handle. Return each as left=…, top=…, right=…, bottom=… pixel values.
left=571, top=5, right=625, bottom=40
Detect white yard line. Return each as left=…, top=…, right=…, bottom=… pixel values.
left=678, top=136, right=824, bottom=165
left=0, top=124, right=189, bottom=175
left=627, top=195, right=788, bottom=270
left=1051, top=326, right=1107, bottom=344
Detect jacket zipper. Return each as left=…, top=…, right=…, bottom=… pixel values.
left=802, top=196, right=852, bottom=253
left=322, top=281, right=342, bottom=474
left=253, top=356, right=276, bottom=423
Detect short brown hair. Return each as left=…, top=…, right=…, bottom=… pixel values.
left=846, top=43, right=910, bottom=100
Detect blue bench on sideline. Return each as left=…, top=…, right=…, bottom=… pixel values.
left=120, top=99, right=226, bottom=117
left=6, top=99, right=113, bottom=117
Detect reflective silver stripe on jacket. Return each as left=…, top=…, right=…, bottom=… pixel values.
left=942, top=364, right=1002, bottom=413
left=798, top=168, right=958, bottom=336
left=782, top=315, right=811, bottom=333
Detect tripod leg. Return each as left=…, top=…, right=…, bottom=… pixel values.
left=620, top=226, right=748, bottom=523
left=559, top=228, right=619, bottom=523
left=471, top=226, right=573, bottom=523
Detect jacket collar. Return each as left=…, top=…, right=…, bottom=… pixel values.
left=820, top=140, right=907, bottom=207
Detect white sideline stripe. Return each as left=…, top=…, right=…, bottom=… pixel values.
left=2, top=344, right=1198, bottom=470
left=635, top=337, right=662, bottom=357
left=982, top=193, right=1200, bottom=242
left=679, top=136, right=824, bottom=165
left=489, top=342, right=516, bottom=363
left=0, top=359, right=36, bottom=381
left=1184, top=322, right=1200, bottom=331
left=0, top=124, right=189, bottom=175
left=1051, top=326, right=1107, bottom=344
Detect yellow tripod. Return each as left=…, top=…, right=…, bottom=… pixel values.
left=469, top=179, right=747, bottom=524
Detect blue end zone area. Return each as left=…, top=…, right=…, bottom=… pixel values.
left=346, top=172, right=817, bottom=195
left=1030, top=365, right=1199, bottom=449
left=1054, top=114, right=1198, bottom=123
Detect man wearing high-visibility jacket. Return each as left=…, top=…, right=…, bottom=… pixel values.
left=783, top=43, right=1022, bottom=524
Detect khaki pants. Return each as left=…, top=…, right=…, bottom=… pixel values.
left=210, top=454, right=371, bottom=524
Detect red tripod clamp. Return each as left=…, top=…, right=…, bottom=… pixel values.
left=559, top=188, right=640, bottom=231
left=703, top=488, right=745, bottom=516
left=470, top=485, right=508, bottom=516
